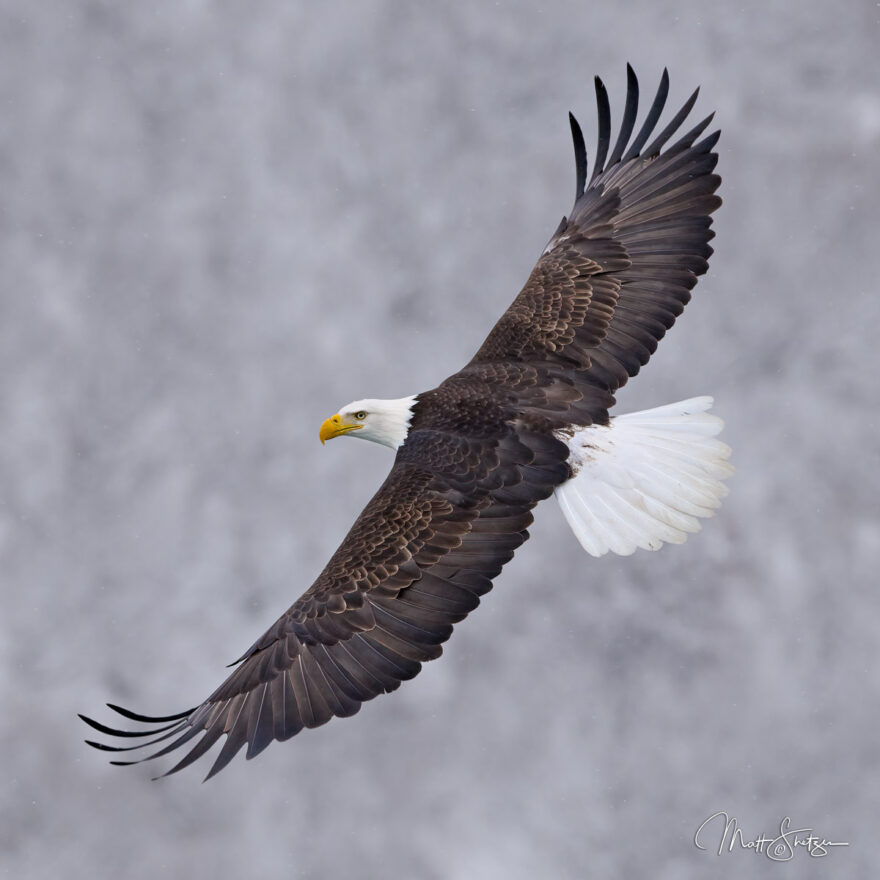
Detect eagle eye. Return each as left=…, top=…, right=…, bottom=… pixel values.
left=354, top=411, right=367, bottom=420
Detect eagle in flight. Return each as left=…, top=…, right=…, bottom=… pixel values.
left=81, top=66, right=731, bottom=779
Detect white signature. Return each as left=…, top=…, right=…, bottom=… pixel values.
left=694, top=812, right=849, bottom=861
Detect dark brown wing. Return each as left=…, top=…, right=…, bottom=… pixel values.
left=472, top=65, right=721, bottom=396
left=80, top=417, right=569, bottom=779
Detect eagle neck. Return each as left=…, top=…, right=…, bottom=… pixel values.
left=358, top=394, right=418, bottom=449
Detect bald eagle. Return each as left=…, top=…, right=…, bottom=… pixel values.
left=81, top=66, right=731, bottom=779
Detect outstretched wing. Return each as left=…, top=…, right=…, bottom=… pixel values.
left=80, top=420, right=569, bottom=779
left=472, top=65, right=721, bottom=395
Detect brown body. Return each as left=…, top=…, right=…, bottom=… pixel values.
left=82, top=66, right=722, bottom=779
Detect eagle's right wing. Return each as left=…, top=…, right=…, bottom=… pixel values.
left=471, top=66, right=721, bottom=399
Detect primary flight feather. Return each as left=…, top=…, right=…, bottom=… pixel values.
left=81, top=66, right=731, bottom=779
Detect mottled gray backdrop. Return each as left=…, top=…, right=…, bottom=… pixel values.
left=2, top=1, right=878, bottom=878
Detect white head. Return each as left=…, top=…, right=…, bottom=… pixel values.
left=319, top=395, right=417, bottom=450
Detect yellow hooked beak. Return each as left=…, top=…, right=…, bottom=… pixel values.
left=320, top=413, right=363, bottom=445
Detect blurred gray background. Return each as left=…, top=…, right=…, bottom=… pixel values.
left=2, top=1, right=878, bottom=878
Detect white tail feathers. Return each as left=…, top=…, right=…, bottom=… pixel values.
left=554, top=397, right=733, bottom=557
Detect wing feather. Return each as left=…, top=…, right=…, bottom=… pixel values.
left=569, top=112, right=587, bottom=200
left=589, top=76, right=611, bottom=184
left=622, top=68, right=669, bottom=161
left=606, top=63, right=639, bottom=168
left=471, top=68, right=721, bottom=403
left=82, top=422, right=566, bottom=778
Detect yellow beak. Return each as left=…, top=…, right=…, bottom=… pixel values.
left=320, top=413, right=363, bottom=445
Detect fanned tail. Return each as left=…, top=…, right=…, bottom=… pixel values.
left=555, top=397, right=732, bottom=557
